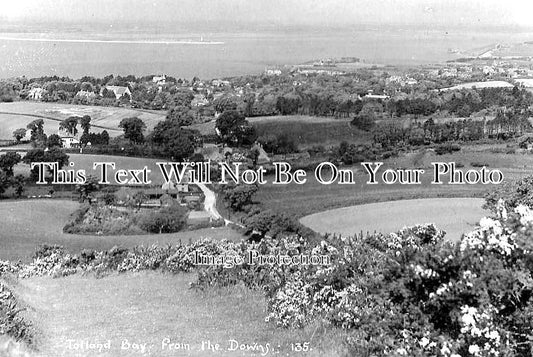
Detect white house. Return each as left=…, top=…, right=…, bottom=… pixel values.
left=102, top=86, right=132, bottom=100
left=28, top=88, right=44, bottom=100
left=152, top=75, right=166, bottom=85
left=60, top=136, right=80, bottom=148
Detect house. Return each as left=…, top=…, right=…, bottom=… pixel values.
left=102, top=86, right=132, bottom=100
left=264, top=68, right=282, bottom=76
left=60, top=136, right=80, bottom=149
left=152, top=75, right=166, bottom=85
left=75, top=90, right=97, bottom=100
left=191, top=94, right=209, bottom=107
left=212, top=79, right=230, bottom=87
left=161, top=179, right=189, bottom=193
left=28, top=87, right=44, bottom=100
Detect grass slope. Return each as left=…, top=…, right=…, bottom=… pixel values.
left=300, top=197, right=487, bottom=241
left=189, top=115, right=371, bottom=147
left=16, top=272, right=348, bottom=357
left=0, top=200, right=242, bottom=262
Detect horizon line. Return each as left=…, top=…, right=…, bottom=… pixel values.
left=0, top=36, right=225, bottom=45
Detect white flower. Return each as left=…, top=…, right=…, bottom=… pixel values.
left=468, top=344, right=480, bottom=355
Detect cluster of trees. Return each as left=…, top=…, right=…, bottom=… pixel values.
left=221, top=183, right=258, bottom=212
left=257, top=133, right=298, bottom=154
left=215, top=110, right=257, bottom=147
left=0, top=148, right=68, bottom=197
left=0, top=152, right=25, bottom=197
left=391, top=87, right=533, bottom=118
left=373, top=111, right=531, bottom=149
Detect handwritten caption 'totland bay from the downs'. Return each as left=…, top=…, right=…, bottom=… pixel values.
left=30, top=161, right=504, bottom=186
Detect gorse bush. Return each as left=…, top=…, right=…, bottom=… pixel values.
left=4, top=203, right=533, bottom=356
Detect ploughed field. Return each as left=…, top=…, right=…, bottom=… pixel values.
left=300, top=197, right=487, bottom=241
left=0, top=101, right=165, bottom=140
left=0, top=200, right=242, bottom=262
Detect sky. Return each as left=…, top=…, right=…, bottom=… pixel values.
left=1, top=0, right=532, bottom=29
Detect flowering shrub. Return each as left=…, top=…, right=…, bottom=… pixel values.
left=5, top=205, right=533, bottom=356
left=191, top=215, right=533, bottom=357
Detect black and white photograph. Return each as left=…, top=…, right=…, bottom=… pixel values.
left=1, top=0, right=533, bottom=356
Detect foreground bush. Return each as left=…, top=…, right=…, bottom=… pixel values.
left=193, top=212, right=533, bottom=356
left=5, top=205, right=533, bottom=356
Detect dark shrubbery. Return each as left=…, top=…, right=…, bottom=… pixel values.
left=137, top=204, right=188, bottom=233
left=63, top=203, right=188, bottom=235
left=435, top=143, right=461, bottom=155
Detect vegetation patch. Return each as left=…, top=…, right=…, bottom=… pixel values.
left=0, top=280, right=32, bottom=347
left=63, top=203, right=188, bottom=236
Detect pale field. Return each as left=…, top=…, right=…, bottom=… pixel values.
left=300, top=197, right=487, bottom=241
left=12, top=272, right=349, bottom=357
left=439, top=81, right=514, bottom=91
left=0, top=200, right=242, bottom=262
left=0, top=101, right=165, bottom=140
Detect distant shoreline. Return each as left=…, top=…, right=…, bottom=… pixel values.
left=0, top=36, right=224, bottom=45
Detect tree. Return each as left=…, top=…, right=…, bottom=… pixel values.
left=119, top=117, right=146, bottom=144
left=75, top=175, right=100, bottom=203
left=166, top=105, right=194, bottom=126
left=138, top=203, right=188, bottom=233
left=215, top=110, right=257, bottom=147
left=0, top=152, right=21, bottom=176
left=132, top=191, right=148, bottom=211
left=47, top=134, right=63, bottom=148
left=222, top=183, right=258, bottom=211
left=23, top=148, right=69, bottom=181
left=351, top=113, right=376, bottom=131
left=0, top=171, right=9, bottom=196
left=12, top=128, right=26, bottom=142
left=59, top=116, right=79, bottom=136
left=79, top=115, right=92, bottom=134
left=149, top=120, right=197, bottom=160
left=13, top=174, right=25, bottom=198
left=26, top=119, right=46, bottom=143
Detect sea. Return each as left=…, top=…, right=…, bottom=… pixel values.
left=0, top=24, right=532, bottom=80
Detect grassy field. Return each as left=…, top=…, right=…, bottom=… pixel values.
left=256, top=145, right=533, bottom=218
left=67, top=153, right=170, bottom=185
left=440, top=81, right=514, bottom=91
left=252, top=116, right=370, bottom=148
left=0, top=200, right=242, bottom=262
left=0, top=101, right=165, bottom=140
left=13, top=272, right=348, bottom=357
left=189, top=115, right=371, bottom=148
left=300, top=198, right=487, bottom=241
